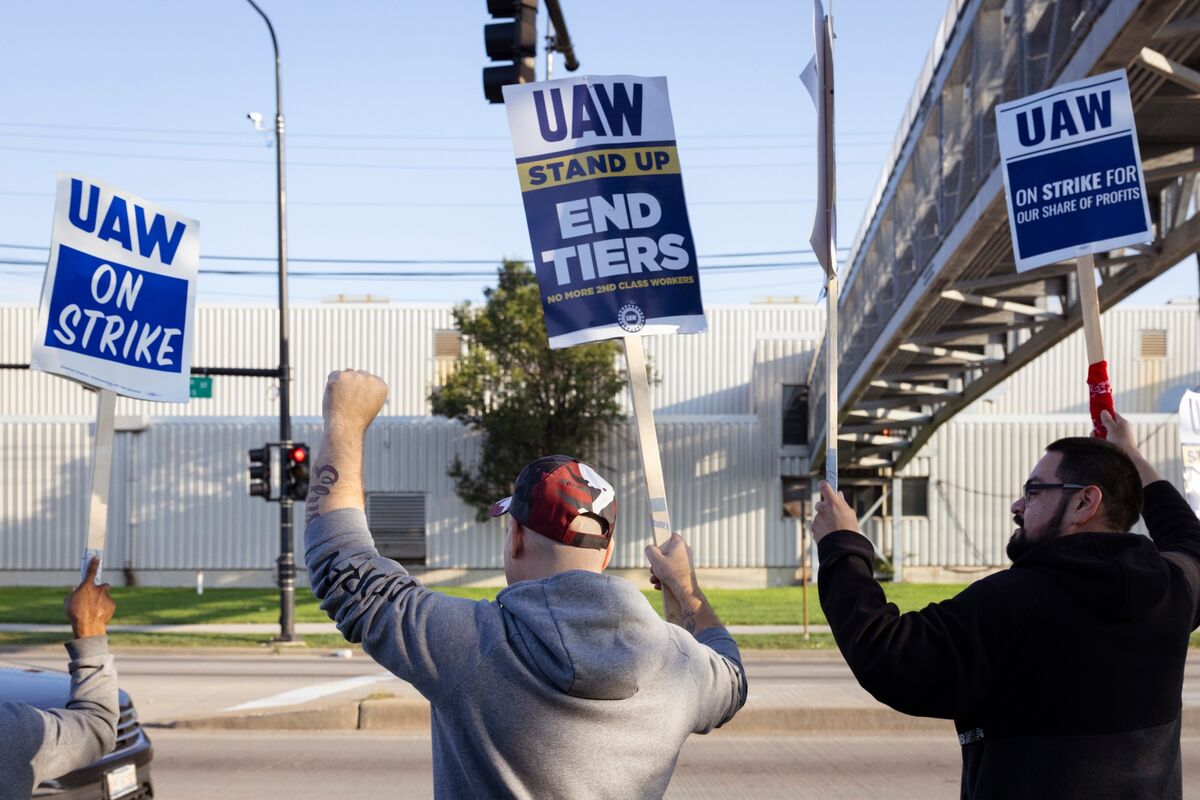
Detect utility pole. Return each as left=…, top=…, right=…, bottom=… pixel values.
left=244, top=0, right=297, bottom=643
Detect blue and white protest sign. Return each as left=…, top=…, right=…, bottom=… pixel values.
left=996, top=69, right=1152, bottom=272
left=31, top=174, right=199, bottom=402
left=503, top=75, right=707, bottom=349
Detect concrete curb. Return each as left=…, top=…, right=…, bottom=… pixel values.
left=160, top=701, right=1200, bottom=736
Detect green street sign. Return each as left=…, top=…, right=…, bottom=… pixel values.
left=190, top=376, right=212, bottom=399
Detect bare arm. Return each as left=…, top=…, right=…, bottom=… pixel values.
left=645, top=533, right=723, bottom=635
left=305, top=370, right=389, bottom=524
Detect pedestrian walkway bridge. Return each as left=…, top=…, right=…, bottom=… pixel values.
left=812, top=0, right=1200, bottom=477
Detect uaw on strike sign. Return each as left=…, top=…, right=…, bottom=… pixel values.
left=503, top=75, right=706, bottom=348
left=996, top=70, right=1152, bottom=271
left=31, top=174, right=199, bottom=402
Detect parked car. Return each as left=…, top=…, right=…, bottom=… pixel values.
left=0, top=658, right=153, bottom=799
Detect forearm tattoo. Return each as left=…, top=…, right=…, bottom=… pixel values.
left=305, top=465, right=340, bottom=524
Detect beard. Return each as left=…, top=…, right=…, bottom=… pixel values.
left=1006, top=496, right=1071, bottom=562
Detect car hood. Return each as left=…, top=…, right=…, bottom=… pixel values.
left=0, top=660, right=130, bottom=709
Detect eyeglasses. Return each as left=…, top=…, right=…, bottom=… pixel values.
left=1022, top=482, right=1087, bottom=503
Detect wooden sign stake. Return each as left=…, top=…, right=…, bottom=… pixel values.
left=623, top=335, right=683, bottom=622
left=83, top=388, right=116, bottom=582
left=1076, top=253, right=1105, bottom=364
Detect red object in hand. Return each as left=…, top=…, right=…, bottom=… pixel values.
left=1087, top=360, right=1115, bottom=439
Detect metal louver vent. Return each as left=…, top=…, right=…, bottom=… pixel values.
left=1139, top=329, right=1167, bottom=359
left=434, top=330, right=463, bottom=358
left=366, top=492, right=427, bottom=565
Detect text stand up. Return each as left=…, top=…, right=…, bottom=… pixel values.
left=624, top=335, right=683, bottom=621
left=83, top=388, right=116, bottom=582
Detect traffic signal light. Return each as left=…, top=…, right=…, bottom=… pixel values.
left=287, top=443, right=310, bottom=501
left=248, top=446, right=271, bottom=499
left=483, top=0, right=538, bottom=104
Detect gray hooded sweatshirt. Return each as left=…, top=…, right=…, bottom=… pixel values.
left=306, top=509, right=747, bottom=799
left=0, top=635, right=119, bottom=800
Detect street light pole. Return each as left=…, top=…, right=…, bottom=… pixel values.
left=244, top=0, right=297, bottom=643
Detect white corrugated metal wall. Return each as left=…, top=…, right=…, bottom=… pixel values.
left=0, top=415, right=775, bottom=575
left=6, top=413, right=1179, bottom=577
left=2, top=303, right=1196, bottom=582
left=966, top=304, right=1199, bottom=415
left=1, top=304, right=822, bottom=418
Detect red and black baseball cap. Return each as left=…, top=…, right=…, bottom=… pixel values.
left=489, top=455, right=617, bottom=550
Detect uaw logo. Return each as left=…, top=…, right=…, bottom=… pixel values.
left=616, top=303, right=645, bottom=333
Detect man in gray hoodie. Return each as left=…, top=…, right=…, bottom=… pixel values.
left=0, top=558, right=119, bottom=799
left=305, top=369, right=747, bottom=799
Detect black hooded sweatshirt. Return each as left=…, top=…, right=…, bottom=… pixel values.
left=818, top=480, right=1200, bottom=800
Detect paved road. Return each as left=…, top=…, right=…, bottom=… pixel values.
left=147, top=730, right=960, bottom=799
left=2, top=648, right=883, bottom=723
left=7, top=646, right=1200, bottom=724
left=146, top=729, right=1200, bottom=799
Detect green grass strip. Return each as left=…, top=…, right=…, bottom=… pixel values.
left=0, top=583, right=969, bottom=628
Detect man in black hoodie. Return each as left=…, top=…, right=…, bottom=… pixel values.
left=813, top=410, right=1200, bottom=799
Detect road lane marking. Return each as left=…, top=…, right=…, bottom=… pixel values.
left=223, top=671, right=395, bottom=712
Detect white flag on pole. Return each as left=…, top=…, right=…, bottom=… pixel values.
left=801, top=0, right=837, bottom=278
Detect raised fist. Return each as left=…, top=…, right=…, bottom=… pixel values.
left=322, top=369, right=389, bottom=434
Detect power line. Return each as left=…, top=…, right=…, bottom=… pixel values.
left=0, top=242, right=848, bottom=262
left=0, top=144, right=884, bottom=170
left=0, top=190, right=870, bottom=209
left=0, top=119, right=896, bottom=141
left=0, top=130, right=894, bottom=153
left=0, top=256, right=827, bottom=279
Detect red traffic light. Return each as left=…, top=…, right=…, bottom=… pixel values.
left=291, top=446, right=307, bottom=463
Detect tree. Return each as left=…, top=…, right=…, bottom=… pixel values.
left=431, top=260, right=627, bottom=521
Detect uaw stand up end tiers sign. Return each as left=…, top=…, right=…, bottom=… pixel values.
left=502, top=75, right=706, bottom=349
left=30, top=174, right=199, bottom=580
left=502, top=76, right=704, bottom=619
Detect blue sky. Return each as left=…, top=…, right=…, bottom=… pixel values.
left=1, top=1, right=1193, bottom=307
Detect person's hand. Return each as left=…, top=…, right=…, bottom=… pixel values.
left=64, top=559, right=115, bottom=639
left=645, top=533, right=697, bottom=596
left=1100, top=409, right=1136, bottom=454
left=811, top=480, right=859, bottom=542
left=322, top=369, right=388, bottom=435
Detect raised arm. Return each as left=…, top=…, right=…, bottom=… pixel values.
left=304, top=369, right=387, bottom=523
left=812, top=482, right=1009, bottom=719
left=6, top=559, right=120, bottom=792
left=645, top=533, right=748, bottom=732
left=303, top=370, right=501, bottom=701
left=1103, top=410, right=1200, bottom=627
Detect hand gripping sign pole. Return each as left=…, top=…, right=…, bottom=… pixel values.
left=995, top=70, right=1151, bottom=439
left=802, top=0, right=837, bottom=636
left=501, top=75, right=708, bottom=620
left=31, top=174, right=199, bottom=582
